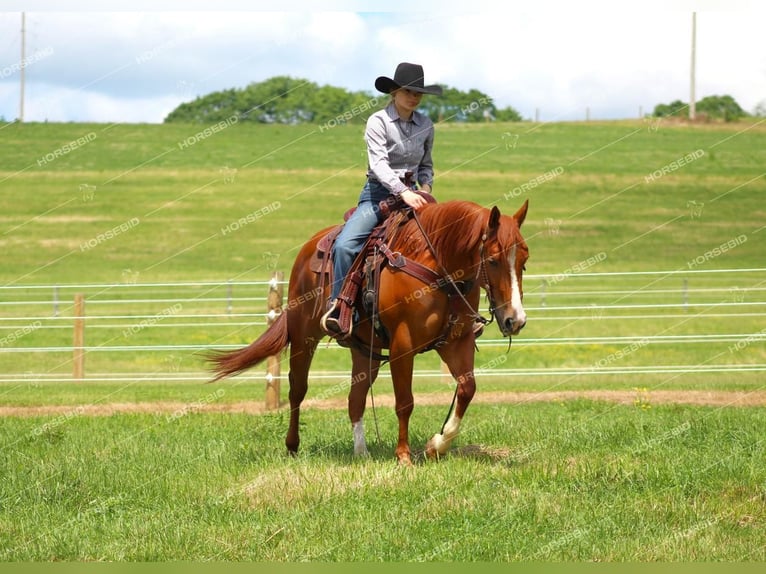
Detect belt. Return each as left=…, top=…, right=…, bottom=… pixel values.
left=368, top=171, right=415, bottom=188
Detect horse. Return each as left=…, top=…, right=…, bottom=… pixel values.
left=208, top=199, right=529, bottom=465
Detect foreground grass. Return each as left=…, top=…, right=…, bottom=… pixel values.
left=1, top=401, right=765, bottom=561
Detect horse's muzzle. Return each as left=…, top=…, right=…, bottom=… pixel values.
left=501, top=315, right=526, bottom=337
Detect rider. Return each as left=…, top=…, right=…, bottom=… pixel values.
left=321, top=62, right=443, bottom=338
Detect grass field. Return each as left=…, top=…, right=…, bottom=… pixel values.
left=1, top=117, right=765, bottom=561
left=1, top=403, right=765, bottom=561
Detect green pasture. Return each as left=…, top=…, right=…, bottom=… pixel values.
left=1, top=118, right=764, bottom=398
left=1, top=119, right=764, bottom=284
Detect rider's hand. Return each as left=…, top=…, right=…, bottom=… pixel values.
left=400, top=189, right=428, bottom=210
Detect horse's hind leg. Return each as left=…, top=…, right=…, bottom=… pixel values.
left=348, top=349, right=379, bottom=457
left=285, top=330, right=320, bottom=455
left=427, top=337, right=477, bottom=458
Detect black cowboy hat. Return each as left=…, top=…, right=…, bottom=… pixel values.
left=375, top=62, right=443, bottom=96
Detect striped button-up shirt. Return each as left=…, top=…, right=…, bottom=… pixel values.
left=365, top=102, right=435, bottom=196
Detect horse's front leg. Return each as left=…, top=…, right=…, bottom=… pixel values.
left=348, top=349, right=379, bottom=457
left=427, top=337, right=477, bottom=459
left=389, top=348, right=416, bottom=466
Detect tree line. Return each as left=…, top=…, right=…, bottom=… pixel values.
left=163, top=76, right=759, bottom=125
left=163, top=76, right=522, bottom=124
left=652, top=94, right=751, bottom=121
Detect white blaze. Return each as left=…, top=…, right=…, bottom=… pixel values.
left=509, top=244, right=526, bottom=326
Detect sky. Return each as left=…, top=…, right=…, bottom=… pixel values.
left=0, top=0, right=764, bottom=124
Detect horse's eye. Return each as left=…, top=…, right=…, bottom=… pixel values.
left=487, top=257, right=498, bottom=266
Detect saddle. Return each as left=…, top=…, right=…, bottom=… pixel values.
left=310, top=191, right=436, bottom=344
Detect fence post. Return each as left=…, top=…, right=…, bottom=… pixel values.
left=265, top=271, right=284, bottom=410
left=73, top=293, right=85, bottom=379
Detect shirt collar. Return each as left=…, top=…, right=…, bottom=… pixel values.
left=385, top=101, right=422, bottom=125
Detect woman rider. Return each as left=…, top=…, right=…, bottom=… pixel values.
left=321, top=62, right=443, bottom=338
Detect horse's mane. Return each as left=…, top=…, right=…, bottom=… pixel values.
left=391, top=200, right=487, bottom=260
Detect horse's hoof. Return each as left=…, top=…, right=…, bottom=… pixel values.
left=396, top=454, right=413, bottom=467
left=425, top=439, right=440, bottom=460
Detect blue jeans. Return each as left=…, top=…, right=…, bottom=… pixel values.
left=330, top=180, right=392, bottom=301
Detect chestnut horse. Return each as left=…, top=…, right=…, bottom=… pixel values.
left=208, top=199, right=529, bottom=465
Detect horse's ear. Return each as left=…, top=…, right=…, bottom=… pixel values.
left=488, top=205, right=501, bottom=233
left=513, top=199, right=529, bottom=228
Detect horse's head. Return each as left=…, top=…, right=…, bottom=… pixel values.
left=481, top=200, right=529, bottom=337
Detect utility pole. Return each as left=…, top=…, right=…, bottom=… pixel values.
left=19, top=12, right=26, bottom=122
left=689, top=12, right=696, bottom=121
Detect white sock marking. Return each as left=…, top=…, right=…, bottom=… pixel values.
left=352, top=420, right=368, bottom=456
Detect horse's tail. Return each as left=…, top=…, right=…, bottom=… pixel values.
left=206, top=311, right=289, bottom=382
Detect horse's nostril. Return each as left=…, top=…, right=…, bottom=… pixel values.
left=504, top=317, right=515, bottom=331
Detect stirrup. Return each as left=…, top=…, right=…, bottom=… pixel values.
left=321, top=300, right=353, bottom=338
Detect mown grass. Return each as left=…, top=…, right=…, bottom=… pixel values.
left=1, top=119, right=764, bottom=284
left=1, top=401, right=765, bottom=561
left=1, top=118, right=765, bottom=395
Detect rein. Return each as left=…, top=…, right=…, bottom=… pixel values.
left=409, top=209, right=495, bottom=331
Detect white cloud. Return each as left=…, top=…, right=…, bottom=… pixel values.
left=0, top=6, right=763, bottom=123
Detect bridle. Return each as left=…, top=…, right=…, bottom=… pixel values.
left=478, top=231, right=498, bottom=328
left=409, top=210, right=494, bottom=332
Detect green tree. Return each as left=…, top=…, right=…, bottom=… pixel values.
left=695, top=94, right=748, bottom=121
left=652, top=94, right=748, bottom=122
left=418, top=85, right=521, bottom=123
left=495, top=106, right=523, bottom=122
left=164, top=77, right=523, bottom=124
left=652, top=99, right=688, bottom=118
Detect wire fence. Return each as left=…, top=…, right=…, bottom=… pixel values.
left=1, top=267, right=765, bottom=385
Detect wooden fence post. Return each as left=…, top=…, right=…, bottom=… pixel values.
left=265, top=271, right=284, bottom=410
left=73, top=293, right=85, bottom=379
